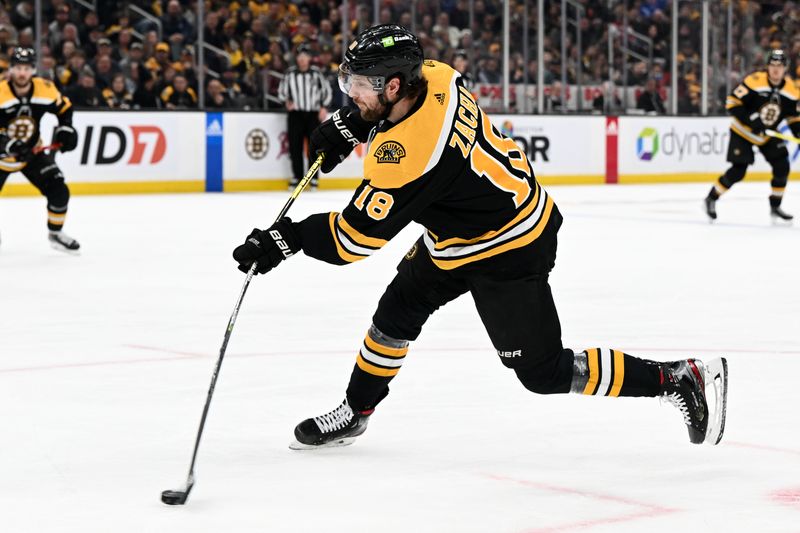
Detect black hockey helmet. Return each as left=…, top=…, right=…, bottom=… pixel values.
left=766, top=49, right=788, bottom=67
left=339, top=24, right=423, bottom=95
left=10, top=47, right=36, bottom=67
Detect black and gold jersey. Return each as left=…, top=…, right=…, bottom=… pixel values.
left=297, top=60, right=561, bottom=272
left=726, top=71, right=800, bottom=145
left=0, top=77, right=73, bottom=172
left=160, top=85, right=198, bottom=108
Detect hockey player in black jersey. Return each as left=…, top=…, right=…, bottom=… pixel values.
left=705, top=49, right=799, bottom=222
left=0, top=47, right=80, bottom=252
left=233, top=25, right=728, bottom=449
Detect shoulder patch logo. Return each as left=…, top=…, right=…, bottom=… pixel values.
left=435, top=93, right=445, bottom=105
left=423, top=60, right=436, bottom=67
left=374, top=141, right=406, bottom=164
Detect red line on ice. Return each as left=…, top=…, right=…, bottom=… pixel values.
left=485, top=474, right=679, bottom=533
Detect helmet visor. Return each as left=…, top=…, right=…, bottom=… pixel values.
left=338, top=62, right=385, bottom=96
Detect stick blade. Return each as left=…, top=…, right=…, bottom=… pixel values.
left=161, top=479, right=194, bottom=505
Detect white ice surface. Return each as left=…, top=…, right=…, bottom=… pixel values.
left=1, top=182, right=798, bottom=533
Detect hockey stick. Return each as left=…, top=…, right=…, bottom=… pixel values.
left=161, top=153, right=325, bottom=506
left=33, top=143, right=62, bottom=154
left=764, top=129, right=800, bottom=144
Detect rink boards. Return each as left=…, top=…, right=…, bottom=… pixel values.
left=0, top=111, right=792, bottom=196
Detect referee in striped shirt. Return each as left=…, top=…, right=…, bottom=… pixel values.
left=278, top=45, right=332, bottom=188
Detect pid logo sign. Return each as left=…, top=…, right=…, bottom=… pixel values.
left=636, top=127, right=659, bottom=161
left=78, top=125, right=167, bottom=165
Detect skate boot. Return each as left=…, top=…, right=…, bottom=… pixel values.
left=660, top=358, right=728, bottom=445
left=770, top=195, right=793, bottom=223
left=48, top=230, right=80, bottom=253
left=704, top=191, right=718, bottom=221
left=290, top=398, right=372, bottom=450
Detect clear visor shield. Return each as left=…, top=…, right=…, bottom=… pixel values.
left=338, top=63, right=385, bottom=96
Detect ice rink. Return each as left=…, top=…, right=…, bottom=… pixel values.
left=1, top=181, right=798, bottom=533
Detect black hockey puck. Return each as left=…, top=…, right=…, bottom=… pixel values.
left=161, top=489, right=188, bottom=505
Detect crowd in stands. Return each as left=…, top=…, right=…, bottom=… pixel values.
left=0, top=0, right=795, bottom=114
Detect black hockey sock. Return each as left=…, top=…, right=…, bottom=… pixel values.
left=345, top=325, right=408, bottom=412
left=571, top=348, right=662, bottom=398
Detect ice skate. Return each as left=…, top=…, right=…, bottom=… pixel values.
left=290, top=398, right=371, bottom=450
left=48, top=230, right=80, bottom=254
left=770, top=206, right=793, bottom=223
left=704, top=195, right=717, bottom=221
left=660, top=358, right=727, bottom=445
left=769, top=195, right=793, bottom=224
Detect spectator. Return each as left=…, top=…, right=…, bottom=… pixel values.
left=65, top=69, right=105, bottom=108
left=48, top=5, right=72, bottom=53
left=10, top=1, right=34, bottom=31
left=58, top=50, right=87, bottom=89
left=205, top=79, right=233, bottom=109
left=636, top=78, right=666, bottom=114
left=113, top=29, right=134, bottom=62
left=133, top=69, right=161, bottom=109
left=232, top=32, right=265, bottom=95
left=60, top=23, right=81, bottom=48
left=162, top=0, right=193, bottom=48
left=220, top=67, right=245, bottom=102
left=249, top=17, right=271, bottom=54
left=120, top=42, right=145, bottom=77
left=0, top=24, right=17, bottom=54
left=93, top=54, right=118, bottom=91
left=160, top=73, right=198, bottom=109
left=38, top=55, right=58, bottom=84
left=452, top=50, right=475, bottom=93
left=546, top=80, right=566, bottom=112
left=478, top=56, right=501, bottom=84
left=177, top=47, right=197, bottom=88
left=103, top=73, right=133, bottom=109
left=145, top=42, right=173, bottom=76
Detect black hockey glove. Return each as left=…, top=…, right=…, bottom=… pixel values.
left=309, top=106, right=374, bottom=173
left=232, top=218, right=301, bottom=275
left=2, top=138, right=32, bottom=160
left=54, top=125, right=78, bottom=152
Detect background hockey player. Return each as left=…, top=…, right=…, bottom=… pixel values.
left=233, top=25, right=728, bottom=449
left=0, top=47, right=80, bottom=252
left=705, top=49, right=800, bottom=222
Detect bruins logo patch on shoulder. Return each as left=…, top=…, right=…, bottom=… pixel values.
left=374, top=141, right=406, bottom=164
left=423, top=60, right=436, bottom=67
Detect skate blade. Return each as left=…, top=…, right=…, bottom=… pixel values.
left=770, top=217, right=793, bottom=226
left=703, top=357, right=728, bottom=445
left=50, top=242, right=81, bottom=255
left=289, top=437, right=356, bottom=450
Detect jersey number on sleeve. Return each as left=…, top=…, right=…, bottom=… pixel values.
left=353, top=185, right=394, bottom=221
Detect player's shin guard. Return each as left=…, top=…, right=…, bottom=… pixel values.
left=570, top=348, right=661, bottom=397
left=346, top=324, right=409, bottom=411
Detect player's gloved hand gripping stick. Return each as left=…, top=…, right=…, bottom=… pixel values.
left=161, top=153, right=325, bottom=506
